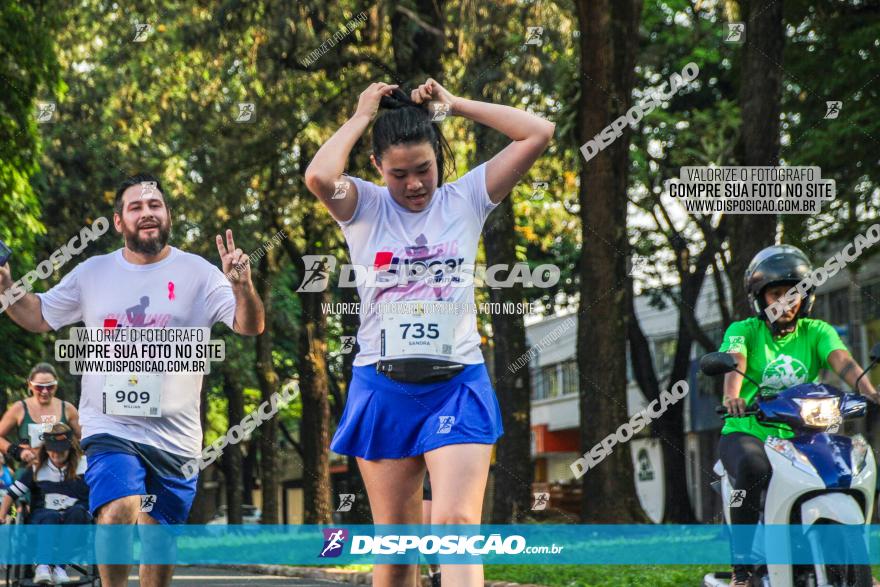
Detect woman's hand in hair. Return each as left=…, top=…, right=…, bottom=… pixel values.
left=356, top=83, right=399, bottom=120
left=412, top=78, right=459, bottom=114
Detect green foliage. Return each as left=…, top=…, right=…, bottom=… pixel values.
left=484, top=565, right=717, bottom=586
left=3, top=0, right=879, bottom=521
left=0, top=1, right=66, bottom=400
left=780, top=0, right=880, bottom=252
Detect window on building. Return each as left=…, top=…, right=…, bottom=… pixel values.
left=828, top=288, right=849, bottom=325
left=814, top=287, right=852, bottom=354
left=863, top=281, right=880, bottom=319
left=532, top=363, right=563, bottom=400
left=542, top=365, right=560, bottom=399
left=813, top=292, right=830, bottom=321
left=814, top=288, right=849, bottom=324
left=653, top=337, right=677, bottom=379
left=533, top=368, right=544, bottom=400
left=562, top=360, right=578, bottom=396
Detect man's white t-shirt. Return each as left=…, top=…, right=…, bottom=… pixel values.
left=339, top=163, right=498, bottom=367
left=36, top=247, right=236, bottom=457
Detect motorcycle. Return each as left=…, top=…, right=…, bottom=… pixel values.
left=700, top=345, right=880, bottom=587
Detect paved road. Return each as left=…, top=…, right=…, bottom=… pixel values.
left=122, top=566, right=349, bottom=586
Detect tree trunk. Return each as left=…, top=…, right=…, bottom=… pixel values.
left=339, top=270, right=371, bottom=522
left=485, top=198, right=535, bottom=523
left=389, top=0, right=445, bottom=86
left=727, top=0, right=785, bottom=319
left=221, top=366, right=244, bottom=525
left=477, top=155, right=534, bottom=522
left=629, top=279, right=703, bottom=522
left=295, top=213, right=333, bottom=524
left=657, top=323, right=697, bottom=521
left=576, top=0, right=647, bottom=522
left=255, top=252, right=281, bottom=524
left=269, top=155, right=334, bottom=524
left=243, top=440, right=257, bottom=505
left=298, top=285, right=333, bottom=523
left=187, top=379, right=214, bottom=523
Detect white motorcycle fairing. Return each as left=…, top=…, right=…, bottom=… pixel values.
left=707, top=440, right=876, bottom=587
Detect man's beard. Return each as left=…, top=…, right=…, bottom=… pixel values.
left=124, top=221, right=171, bottom=256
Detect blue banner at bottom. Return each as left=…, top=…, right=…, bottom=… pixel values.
left=0, top=524, right=878, bottom=565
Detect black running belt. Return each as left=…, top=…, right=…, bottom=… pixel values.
left=375, top=358, right=465, bottom=384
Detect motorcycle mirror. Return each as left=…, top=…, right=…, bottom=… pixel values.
left=700, top=352, right=738, bottom=377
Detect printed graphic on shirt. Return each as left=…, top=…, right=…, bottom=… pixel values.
left=104, top=295, right=173, bottom=329
left=761, top=354, right=809, bottom=390
left=373, top=234, right=463, bottom=303
left=726, top=335, right=746, bottom=354
left=338, top=166, right=492, bottom=367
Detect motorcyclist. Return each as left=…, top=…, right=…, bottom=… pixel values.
left=718, top=245, right=879, bottom=587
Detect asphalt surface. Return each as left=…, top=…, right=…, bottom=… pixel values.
left=121, top=566, right=349, bottom=586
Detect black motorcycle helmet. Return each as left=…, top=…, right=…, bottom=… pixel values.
left=744, top=244, right=815, bottom=321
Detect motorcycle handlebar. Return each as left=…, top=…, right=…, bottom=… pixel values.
left=715, top=405, right=759, bottom=418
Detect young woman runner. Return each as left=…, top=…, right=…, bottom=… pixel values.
left=305, top=79, right=554, bottom=586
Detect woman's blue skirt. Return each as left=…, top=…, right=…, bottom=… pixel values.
left=330, top=362, right=504, bottom=460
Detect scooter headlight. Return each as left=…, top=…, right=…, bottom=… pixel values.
left=851, top=434, right=869, bottom=475
left=794, top=398, right=842, bottom=428
left=767, top=437, right=818, bottom=477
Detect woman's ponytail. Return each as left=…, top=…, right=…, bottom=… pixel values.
left=372, top=87, right=454, bottom=186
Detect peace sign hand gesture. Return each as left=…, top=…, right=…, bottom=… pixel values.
left=216, top=229, right=252, bottom=288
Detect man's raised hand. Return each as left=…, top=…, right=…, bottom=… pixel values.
left=216, top=229, right=252, bottom=287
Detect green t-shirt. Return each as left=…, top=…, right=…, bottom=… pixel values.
left=718, top=317, right=848, bottom=441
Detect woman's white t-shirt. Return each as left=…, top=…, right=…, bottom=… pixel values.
left=338, top=163, right=498, bottom=367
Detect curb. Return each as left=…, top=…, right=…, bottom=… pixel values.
left=199, top=564, right=548, bottom=586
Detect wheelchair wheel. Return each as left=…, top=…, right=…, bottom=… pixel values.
left=66, top=563, right=101, bottom=586
left=5, top=561, right=31, bottom=587
left=5, top=507, right=30, bottom=587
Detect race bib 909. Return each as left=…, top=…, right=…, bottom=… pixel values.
left=102, top=373, right=163, bottom=417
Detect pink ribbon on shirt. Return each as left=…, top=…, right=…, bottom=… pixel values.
left=168, top=281, right=176, bottom=300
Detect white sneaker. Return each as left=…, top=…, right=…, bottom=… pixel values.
left=33, top=564, right=52, bottom=584
left=51, top=565, right=71, bottom=584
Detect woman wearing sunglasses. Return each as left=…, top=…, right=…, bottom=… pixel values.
left=0, top=363, right=81, bottom=465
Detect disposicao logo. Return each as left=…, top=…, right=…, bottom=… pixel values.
left=319, top=528, right=348, bottom=558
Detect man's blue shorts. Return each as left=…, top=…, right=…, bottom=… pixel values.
left=330, top=362, right=504, bottom=460
left=82, top=434, right=198, bottom=525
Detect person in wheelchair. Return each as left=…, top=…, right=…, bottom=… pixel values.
left=0, top=423, right=89, bottom=585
